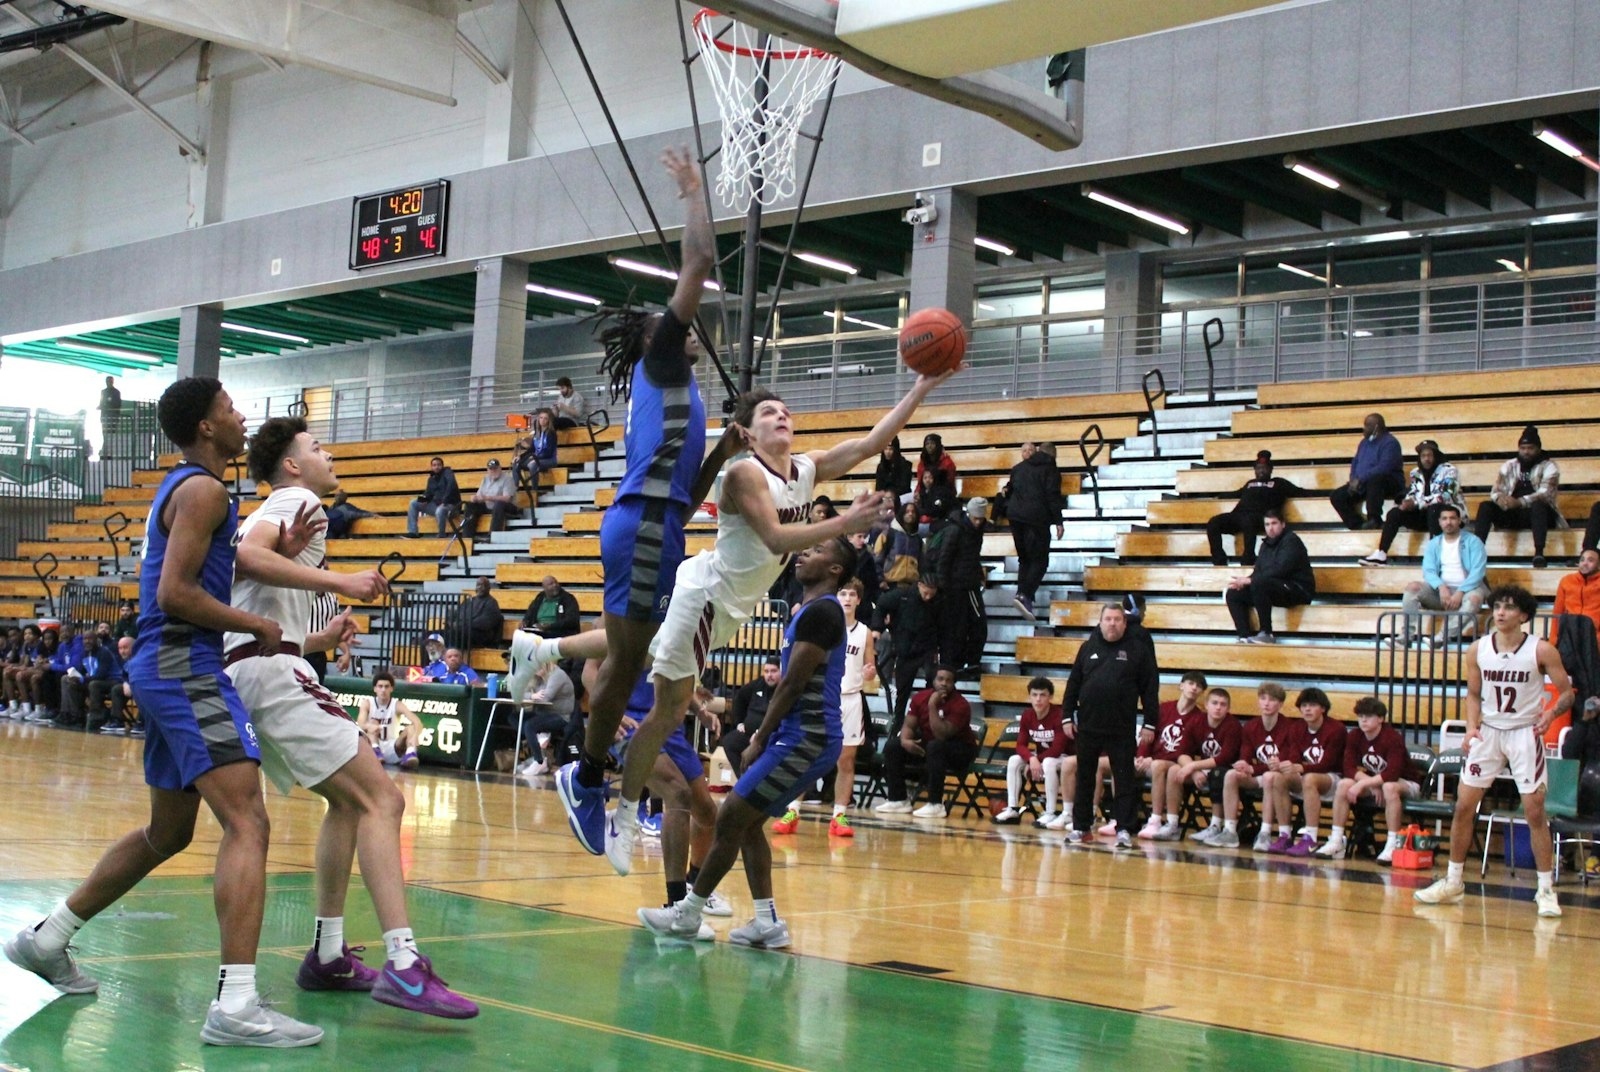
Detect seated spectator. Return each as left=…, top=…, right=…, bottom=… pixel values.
left=357, top=671, right=420, bottom=769
left=431, top=647, right=480, bottom=685
left=454, top=577, right=505, bottom=650
left=875, top=435, right=913, bottom=501
left=1318, top=696, right=1422, bottom=863
left=1330, top=412, right=1404, bottom=530
left=421, top=632, right=447, bottom=677
left=1, top=626, right=32, bottom=717
left=515, top=660, right=576, bottom=777
left=33, top=624, right=83, bottom=725
left=1196, top=682, right=1294, bottom=848
left=1136, top=670, right=1207, bottom=840
left=59, top=633, right=115, bottom=729
left=97, top=636, right=137, bottom=735
left=1270, top=686, right=1348, bottom=857
left=1474, top=425, right=1563, bottom=568
left=1158, top=688, right=1240, bottom=840
left=992, top=676, right=1068, bottom=828
left=520, top=574, right=582, bottom=638
left=873, top=665, right=978, bottom=819
left=1007, top=440, right=1067, bottom=619
left=460, top=458, right=518, bottom=537
left=811, top=494, right=837, bottom=521
left=1584, top=502, right=1600, bottom=556
left=112, top=602, right=138, bottom=642
left=716, top=658, right=780, bottom=775
left=551, top=376, right=589, bottom=430
left=913, top=468, right=955, bottom=530
left=406, top=455, right=461, bottom=537
left=916, top=432, right=958, bottom=490
left=324, top=490, right=377, bottom=539
left=512, top=408, right=558, bottom=507
left=1393, top=504, right=1487, bottom=648
left=1225, top=509, right=1315, bottom=644
left=871, top=578, right=941, bottom=733
left=1359, top=439, right=1465, bottom=565
left=1553, top=549, right=1600, bottom=642
left=1206, top=450, right=1304, bottom=567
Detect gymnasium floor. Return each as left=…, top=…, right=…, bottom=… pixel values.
left=2, top=723, right=1596, bottom=1071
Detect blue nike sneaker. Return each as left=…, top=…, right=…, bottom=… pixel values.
left=556, top=761, right=608, bottom=855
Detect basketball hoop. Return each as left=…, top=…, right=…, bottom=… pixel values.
left=693, top=8, right=840, bottom=211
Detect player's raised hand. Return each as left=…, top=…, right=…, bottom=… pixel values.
left=275, top=501, right=327, bottom=559
left=841, top=491, right=893, bottom=535
left=661, top=145, right=702, bottom=198
left=337, top=568, right=389, bottom=602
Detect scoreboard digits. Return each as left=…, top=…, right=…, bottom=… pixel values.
left=350, top=180, right=450, bottom=269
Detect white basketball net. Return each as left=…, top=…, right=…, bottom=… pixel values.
left=693, top=8, right=841, bottom=211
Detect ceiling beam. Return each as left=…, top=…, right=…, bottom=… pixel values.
left=1365, top=139, right=1492, bottom=209
left=1412, top=130, right=1537, bottom=207
left=1308, top=147, right=1446, bottom=214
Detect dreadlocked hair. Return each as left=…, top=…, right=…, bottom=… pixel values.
left=587, top=299, right=656, bottom=403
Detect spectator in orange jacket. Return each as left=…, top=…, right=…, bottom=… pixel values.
left=1553, top=549, right=1600, bottom=643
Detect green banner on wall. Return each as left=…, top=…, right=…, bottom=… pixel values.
left=29, top=409, right=87, bottom=493
left=0, top=407, right=28, bottom=485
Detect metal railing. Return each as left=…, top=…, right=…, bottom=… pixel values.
left=59, top=580, right=124, bottom=631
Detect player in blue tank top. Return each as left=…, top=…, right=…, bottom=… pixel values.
left=4, top=378, right=326, bottom=1048
left=505, top=146, right=743, bottom=857
left=638, top=537, right=855, bottom=948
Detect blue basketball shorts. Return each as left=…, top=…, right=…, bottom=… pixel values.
left=133, top=671, right=259, bottom=792
left=601, top=495, right=687, bottom=624
left=734, top=720, right=842, bottom=819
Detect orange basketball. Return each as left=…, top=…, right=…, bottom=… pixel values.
left=899, top=308, right=966, bottom=376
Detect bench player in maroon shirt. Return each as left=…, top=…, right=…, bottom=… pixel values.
left=1273, top=686, right=1347, bottom=856
left=1319, top=696, right=1420, bottom=863
left=1161, top=688, right=1240, bottom=839
left=1200, top=682, right=1292, bottom=848
left=1134, top=671, right=1206, bottom=840
left=992, top=677, right=1069, bottom=828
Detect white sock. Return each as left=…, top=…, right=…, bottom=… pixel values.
left=616, top=797, right=639, bottom=826
left=1446, top=861, right=1464, bottom=884
left=1327, top=828, right=1346, bottom=844
left=1165, top=813, right=1178, bottom=825
left=383, top=927, right=419, bottom=970
left=1278, top=825, right=1292, bottom=837
left=681, top=891, right=707, bottom=918
left=217, top=964, right=257, bottom=1015
left=1537, top=871, right=1554, bottom=893
left=1206, top=817, right=1221, bottom=830
left=833, top=804, right=847, bottom=819
left=33, top=901, right=86, bottom=955
left=314, top=916, right=344, bottom=963
left=1223, top=819, right=1237, bottom=833
left=754, top=897, right=777, bottom=925
left=1302, top=826, right=1318, bottom=840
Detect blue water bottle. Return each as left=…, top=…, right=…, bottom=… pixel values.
left=485, top=673, right=501, bottom=699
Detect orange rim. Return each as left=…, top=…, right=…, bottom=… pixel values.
left=693, top=8, right=835, bottom=61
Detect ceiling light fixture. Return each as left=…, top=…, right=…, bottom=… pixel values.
left=1282, top=156, right=1393, bottom=210
left=974, top=236, right=1015, bottom=256
left=1286, top=158, right=1342, bottom=190
left=1495, top=258, right=1523, bottom=273
left=222, top=321, right=311, bottom=344
left=1080, top=185, right=1190, bottom=235
left=526, top=283, right=603, bottom=306
left=1532, top=121, right=1600, bottom=174
left=1277, top=262, right=1330, bottom=284
left=795, top=251, right=859, bottom=276
left=841, top=314, right=892, bottom=330
left=611, top=256, right=721, bottom=290
left=57, top=340, right=163, bottom=362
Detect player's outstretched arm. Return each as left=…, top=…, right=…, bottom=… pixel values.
left=808, top=366, right=961, bottom=483
left=724, top=464, right=891, bottom=556
left=235, top=521, right=388, bottom=601
left=664, top=146, right=714, bottom=326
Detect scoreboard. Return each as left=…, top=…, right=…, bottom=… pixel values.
left=349, top=179, right=450, bottom=269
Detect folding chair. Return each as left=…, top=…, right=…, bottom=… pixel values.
left=855, top=711, right=895, bottom=805
left=952, top=720, right=1017, bottom=819
left=1547, top=758, right=1600, bottom=884
left=944, top=720, right=992, bottom=817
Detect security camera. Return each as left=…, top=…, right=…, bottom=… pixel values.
left=902, top=192, right=937, bottom=226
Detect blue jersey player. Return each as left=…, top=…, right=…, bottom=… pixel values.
left=639, top=537, right=855, bottom=948
left=505, top=146, right=742, bottom=854
left=3, top=378, right=324, bottom=1048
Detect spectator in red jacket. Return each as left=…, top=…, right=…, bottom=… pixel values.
left=1158, top=688, right=1240, bottom=838
left=1135, top=671, right=1206, bottom=840
left=1272, top=686, right=1348, bottom=857
left=874, top=666, right=977, bottom=819
left=915, top=432, right=958, bottom=489
left=1318, top=696, right=1421, bottom=863
left=993, top=677, right=1068, bottom=827
left=1196, top=682, right=1294, bottom=849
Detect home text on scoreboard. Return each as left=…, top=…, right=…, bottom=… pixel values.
left=350, top=179, right=450, bottom=269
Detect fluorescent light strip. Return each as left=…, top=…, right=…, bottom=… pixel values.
left=1495, top=258, right=1522, bottom=273
left=611, top=256, right=722, bottom=290
left=1534, top=124, right=1584, bottom=160
left=527, top=283, right=603, bottom=306
left=57, top=340, right=164, bottom=363
left=222, top=321, right=310, bottom=344
left=977, top=302, right=997, bottom=311
left=1277, top=262, right=1329, bottom=284
left=1081, top=186, right=1189, bottom=235
left=795, top=251, right=858, bottom=276
left=974, top=236, right=1015, bottom=256
left=842, top=315, right=892, bottom=330
left=1289, top=162, right=1341, bottom=190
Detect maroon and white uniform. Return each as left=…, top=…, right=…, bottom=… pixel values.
left=1238, top=716, right=1293, bottom=777
left=1190, top=715, right=1242, bottom=768
left=1139, top=701, right=1200, bottom=761
left=1281, top=717, right=1347, bottom=777
left=1343, top=725, right=1421, bottom=792
left=1018, top=705, right=1069, bottom=760
left=1464, top=632, right=1550, bottom=794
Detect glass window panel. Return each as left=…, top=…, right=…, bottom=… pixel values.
left=975, top=285, right=1042, bottom=319
left=1162, top=261, right=1237, bottom=304
left=1331, top=246, right=1421, bottom=288
left=1530, top=222, right=1596, bottom=271
left=1246, top=259, right=1329, bottom=295
left=1431, top=241, right=1526, bottom=279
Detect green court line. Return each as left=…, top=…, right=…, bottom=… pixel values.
left=0, top=876, right=1458, bottom=1072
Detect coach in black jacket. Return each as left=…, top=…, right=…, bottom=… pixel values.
left=1061, top=603, right=1160, bottom=842
left=1224, top=508, right=1315, bottom=644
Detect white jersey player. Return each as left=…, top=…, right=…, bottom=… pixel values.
left=527, top=364, right=961, bottom=874
left=228, top=416, right=477, bottom=1018
left=1415, top=584, right=1572, bottom=917
left=357, top=672, right=420, bottom=768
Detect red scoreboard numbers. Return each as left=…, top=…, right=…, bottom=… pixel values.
left=350, top=180, right=450, bottom=270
